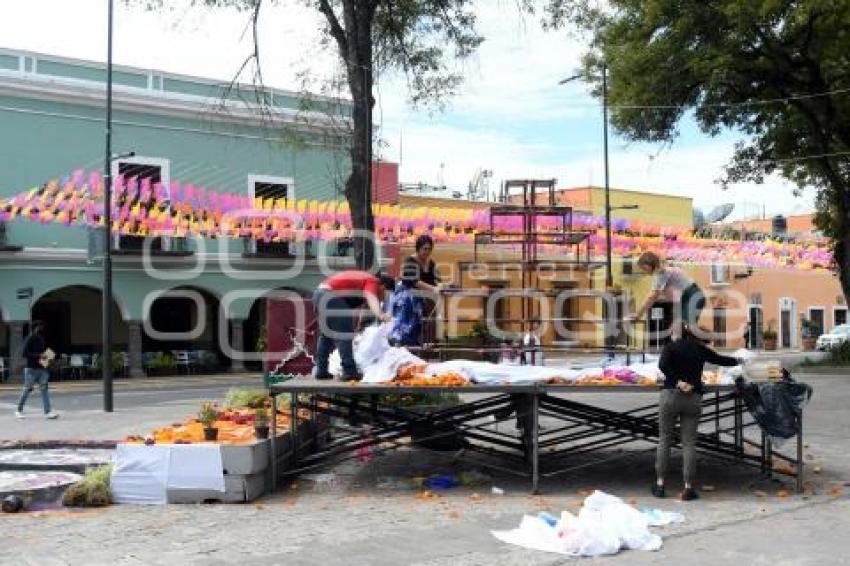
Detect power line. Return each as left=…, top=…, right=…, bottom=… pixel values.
left=560, top=86, right=850, bottom=110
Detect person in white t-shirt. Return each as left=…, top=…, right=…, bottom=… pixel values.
left=629, top=252, right=706, bottom=335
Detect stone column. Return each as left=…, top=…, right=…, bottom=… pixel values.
left=126, top=321, right=146, bottom=378
left=229, top=319, right=246, bottom=373
left=9, top=322, right=26, bottom=380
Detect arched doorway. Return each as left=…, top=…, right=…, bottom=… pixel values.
left=32, top=285, right=127, bottom=356
left=144, top=286, right=224, bottom=372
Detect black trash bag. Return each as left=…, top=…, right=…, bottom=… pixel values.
left=408, top=418, right=467, bottom=452
left=736, top=369, right=813, bottom=440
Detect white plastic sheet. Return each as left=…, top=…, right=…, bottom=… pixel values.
left=166, top=444, right=225, bottom=492
left=111, top=444, right=225, bottom=505
left=335, top=323, right=663, bottom=384
left=110, top=444, right=170, bottom=505
left=492, top=490, right=675, bottom=557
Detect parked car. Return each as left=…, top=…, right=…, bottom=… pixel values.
left=816, top=324, right=850, bottom=350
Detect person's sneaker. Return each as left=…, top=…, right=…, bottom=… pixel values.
left=14, top=411, right=25, bottom=419
left=681, top=487, right=700, bottom=501
left=44, top=411, right=60, bottom=420
left=314, top=373, right=334, bottom=381
left=341, top=373, right=363, bottom=383
left=651, top=484, right=666, bottom=498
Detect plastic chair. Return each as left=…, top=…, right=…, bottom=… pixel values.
left=174, top=350, right=195, bottom=375
left=120, top=352, right=130, bottom=377
left=69, top=354, right=86, bottom=380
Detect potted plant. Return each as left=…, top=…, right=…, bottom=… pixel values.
left=801, top=318, right=818, bottom=351
left=253, top=408, right=270, bottom=439
left=468, top=321, right=490, bottom=346
left=763, top=320, right=778, bottom=351
left=198, top=402, right=219, bottom=441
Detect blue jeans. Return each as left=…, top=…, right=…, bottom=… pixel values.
left=17, top=367, right=52, bottom=413
left=312, top=288, right=358, bottom=378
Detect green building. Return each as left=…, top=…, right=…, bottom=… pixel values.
left=0, top=47, right=356, bottom=378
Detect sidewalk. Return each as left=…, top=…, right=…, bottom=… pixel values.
left=0, top=373, right=263, bottom=443
left=0, top=371, right=263, bottom=393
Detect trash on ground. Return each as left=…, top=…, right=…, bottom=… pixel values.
left=640, top=507, right=684, bottom=526
left=491, top=486, right=505, bottom=496
left=423, top=474, right=460, bottom=490
left=492, top=490, right=680, bottom=557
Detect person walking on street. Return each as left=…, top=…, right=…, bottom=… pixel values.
left=654, top=327, right=741, bottom=501
left=15, top=321, right=59, bottom=419
left=312, top=270, right=395, bottom=381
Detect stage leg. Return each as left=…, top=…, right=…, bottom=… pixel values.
left=270, top=393, right=278, bottom=493
left=797, top=411, right=804, bottom=493
left=290, top=393, right=299, bottom=469
left=531, top=393, right=540, bottom=495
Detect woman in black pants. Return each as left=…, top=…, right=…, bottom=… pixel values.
left=654, top=327, right=742, bottom=501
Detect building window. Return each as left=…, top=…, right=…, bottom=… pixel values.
left=834, top=307, right=847, bottom=328
left=113, top=157, right=171, bottom=252
left=713, top=307, right=727, bottom=347
left=710, top=263, right=731, bottom=285
left=808, top=307, right=825, bottom=337
left=749, top=292, right=762, bottom=306
left=248, top=175, right=294, bottom=257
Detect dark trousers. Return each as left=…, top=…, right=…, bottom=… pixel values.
left=312, top=288, right=358, bottom=378
left=656, top=388, right=702, bottom=485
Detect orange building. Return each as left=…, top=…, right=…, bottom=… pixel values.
left=397, top=188, right=841, bottom=351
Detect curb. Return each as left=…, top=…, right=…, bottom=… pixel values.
left=0, top=373, right=263, bottom=393
left=0, top=440, right=119, bottom=450
left=794, top=367, right=850, bottom=376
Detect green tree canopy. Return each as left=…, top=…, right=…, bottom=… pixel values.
left=545, top=0, right=850, bottom=300
left=131, top=0, right=483, bottom=270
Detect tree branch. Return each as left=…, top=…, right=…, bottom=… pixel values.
left=318, top=0, right=348, bottom=54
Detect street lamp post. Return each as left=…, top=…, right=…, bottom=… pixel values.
left=103, top=0, right=114, bottom=413
left=559, top=65, right=612, bottom=287
left=601, top=65, right=612, bottom=289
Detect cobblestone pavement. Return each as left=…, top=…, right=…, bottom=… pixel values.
left=0, top=374, right=848, bottom=565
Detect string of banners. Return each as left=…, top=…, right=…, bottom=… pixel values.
left=0, top=170, right=832, bottom=271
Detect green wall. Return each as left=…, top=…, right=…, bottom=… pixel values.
left=0, top=93, right=349, bottom=248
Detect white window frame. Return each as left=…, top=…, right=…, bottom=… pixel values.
left=710, top=263, right=731, bottom=286
left=833, top=306, right=848, bottom=329
left=246, top=175, right=296, bottom=254
left=111, top=156, right=171, bottom=249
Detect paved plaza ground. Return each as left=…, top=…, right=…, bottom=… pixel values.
left=0, top=371, right=847, bottom=565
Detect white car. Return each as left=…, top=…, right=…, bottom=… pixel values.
left=816, top=324, right=850, bottom=350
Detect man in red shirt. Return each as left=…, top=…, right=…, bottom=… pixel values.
left=312, top=270, right=395, bottom=381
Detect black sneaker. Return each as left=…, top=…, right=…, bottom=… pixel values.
left=681, top=487, right=700, bottom=501
left=341, top=373, right=363, bottom=382
left=315, top=373, right=333, bottom=381
left=651, top=484, right=666, bottom=498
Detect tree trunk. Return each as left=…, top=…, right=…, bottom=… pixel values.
left=344, top=73, right=376, bottom=272
left=835, top=231, right=850, bottom=310
left=341, top=1, right=377, bottom=272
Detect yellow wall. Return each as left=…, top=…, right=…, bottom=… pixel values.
left=583, top=187, right=694, bottom=230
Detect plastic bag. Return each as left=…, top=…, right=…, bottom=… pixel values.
left=492, top=490, right=667, bottom=557
left=737, top=373, right=812, bottom=443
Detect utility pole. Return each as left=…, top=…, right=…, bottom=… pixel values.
left=102, top=0, right=114, bottom=412
left=602, top=64, right=612, bottom=290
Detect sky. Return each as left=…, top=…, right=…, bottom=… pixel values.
left=0, top=0, right=816, bottom=219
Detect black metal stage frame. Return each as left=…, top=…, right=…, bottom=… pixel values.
left=269, top=380, right=804, bottom=494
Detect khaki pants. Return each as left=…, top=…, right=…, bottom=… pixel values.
left=656, top=388, right=702, bottom=484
